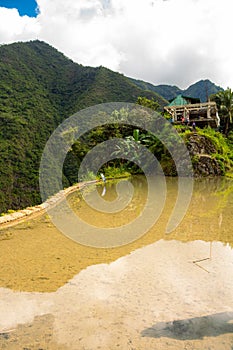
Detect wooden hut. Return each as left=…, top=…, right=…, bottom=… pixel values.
left=164, top=94, right=220, bottom=128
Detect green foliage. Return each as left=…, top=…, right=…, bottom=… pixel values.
left=191, top=155, right=199, bottom=164
left=100, top=166, right=131, bottom=179
left=198, top=127, right=229, bottom=154
left=0, top=209, right=16, bottom=216
left=136, top=96, right=160, bottom=111
left=160, top=155, right=177, bottom=176
left=78, top=171, right=97, bottom=182
left=226, top=131, right=233, bottom=148
left=212, top=88, right=233, bottom=135
left=196, top=127, right=233, bottom=173
left=174, top=124, right=192, bottom=134
left=129, top=78, right=181, bottom=101
left=0, top=40, right=167, bottom=213
left=133, top=129, right=140, bottom=142
left=225, top=172, right=233, bottom=178
left=213, top=154, right=226, bottom=173
left=128, top=78, right=169, bottom=105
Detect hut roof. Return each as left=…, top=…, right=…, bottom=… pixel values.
left=168, top=94, right=200, bottom=106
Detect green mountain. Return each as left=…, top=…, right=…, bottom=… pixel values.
left=0, top=40, right=168, bottom=213
left=129, top=77, right=223, bottom=102
left=183, top=79, right=223, bottom=102
left=129, top=78, right=181, bottom=101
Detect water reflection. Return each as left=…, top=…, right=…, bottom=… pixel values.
left=0, top=177, right=233, bottom=348
left=141, top=312, right=233, bottom=340
left=70, top=176, right=233, bottom=246
left=101, top=185, right=106, bottom=197
left=0, top=240, right=233, bottom=349
left=0, top=176, right=233, bottom=293
left=163, top=177, right=233, bottom=246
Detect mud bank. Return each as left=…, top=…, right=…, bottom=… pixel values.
left=0, top=181, right=97, bottom=229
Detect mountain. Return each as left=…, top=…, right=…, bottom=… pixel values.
left=129, top=78, right=223, bottom=102
left=182, top=79, right=224, bottom=102
left=0, top=40, right=168, bottom=213
left=129, top=78, right=182, bottom=101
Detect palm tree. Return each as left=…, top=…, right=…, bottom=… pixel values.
left=216, top=88, right=233, bottom=135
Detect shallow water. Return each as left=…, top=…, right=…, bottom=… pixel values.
left=0, top=176, right=233, bottom=349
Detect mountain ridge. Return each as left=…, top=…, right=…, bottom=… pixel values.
left=129, top=77, right=223, bottom=102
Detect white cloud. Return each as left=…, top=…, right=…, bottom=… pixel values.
left=0, top=0, right=232, bottom=89
left=0, top=7, right=40, bottom=42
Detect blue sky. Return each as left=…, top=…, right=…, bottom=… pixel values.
left=0, top=0, right=232, bottom=89
left=0, top=0, right=38, bottom=17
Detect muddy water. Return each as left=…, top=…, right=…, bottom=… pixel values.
left=0, top=176, right=233, bottom=349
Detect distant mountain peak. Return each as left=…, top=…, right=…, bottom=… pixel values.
left=183, top=79, right=223, bottom=102
left=129, top=77, right=223, bottom=103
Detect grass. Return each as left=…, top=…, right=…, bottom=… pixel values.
left=99, top=166, right=131, bottom=179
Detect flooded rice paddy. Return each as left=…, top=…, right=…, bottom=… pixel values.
left=0, top=176, right=233, bottom=349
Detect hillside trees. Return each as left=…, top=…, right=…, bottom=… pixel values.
left=0, top=40, right=167, bottom=213
left=136, top=96, right=160, bottom=111
left=211, top=88, right=233, bottom=135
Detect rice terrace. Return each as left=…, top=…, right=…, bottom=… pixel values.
left=1, top=5, right=233, bottom=349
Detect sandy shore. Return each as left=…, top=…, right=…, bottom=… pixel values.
left=0, top=240, right=233, bottom=349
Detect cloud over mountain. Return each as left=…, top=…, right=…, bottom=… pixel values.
left=0, top=0, right=232, bottom=89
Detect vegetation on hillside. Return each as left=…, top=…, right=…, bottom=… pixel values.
left=211, top=88, right=233, bottom=135
left=184, top=79, right=223, bottom=103
left=0, top=40, right=232, bottom=214
left=0, top=40, right=168, bottom=213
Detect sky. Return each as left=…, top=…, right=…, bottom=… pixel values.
left=0, top=0, right=38, bottom=17
left=0, top=0, right=232, bottom=89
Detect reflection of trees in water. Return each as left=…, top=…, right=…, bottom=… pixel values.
left=67, top=176, right=233, bottom=246
left=192, top=177, right=233, bottom=218
left=68, top=176, right=148, bottom=227
left=163, top=177, right=233, bottom=247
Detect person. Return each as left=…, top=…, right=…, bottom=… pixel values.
left=192, top=121, right=196, bottom=131
left=100, top=173, right=106, bottom=183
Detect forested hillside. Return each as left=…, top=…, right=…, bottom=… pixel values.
left=0, top=40, right=168, bottom=213
left=184, top=80, right=223, bottom=103
left=129, top=78, right=181, bottom=101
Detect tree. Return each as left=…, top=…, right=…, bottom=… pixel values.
left=214, top=88, right=233, bottom=135
left=136, top=96, right=160, bottom=111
